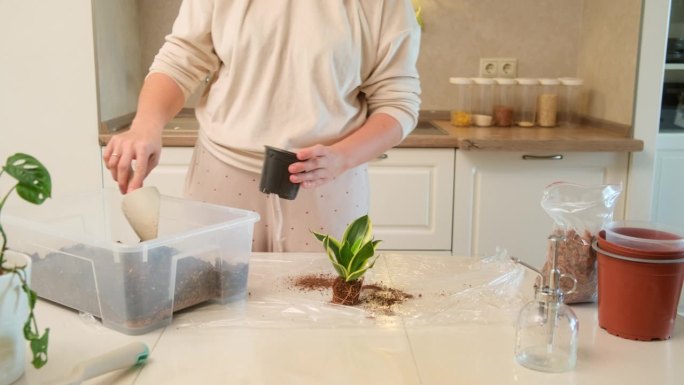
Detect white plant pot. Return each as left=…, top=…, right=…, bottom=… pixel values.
left=0, top=251, right=31, bottom=385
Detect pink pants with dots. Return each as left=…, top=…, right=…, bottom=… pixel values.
left=183, top=141, right=369, bottom=252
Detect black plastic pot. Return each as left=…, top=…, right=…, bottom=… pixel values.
left=259, top=145, right=300, bottom=200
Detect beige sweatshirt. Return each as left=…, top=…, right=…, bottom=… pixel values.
left=150, top=0, right=421, bottom=173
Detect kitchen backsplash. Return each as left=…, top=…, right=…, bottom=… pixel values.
left=94, top=0, right=641, bottom=126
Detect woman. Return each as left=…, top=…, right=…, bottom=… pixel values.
left=103, top=0, right=421, bottom=251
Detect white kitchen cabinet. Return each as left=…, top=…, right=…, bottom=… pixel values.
left=101, top=147, right=193, bottom=198
left=368, top=148, right=455, bottom=251
left=102, top=146, right=455, bottom=251
left=452, top=151, right=628, bottom=268
left=653, top=134, right=684, bottom=230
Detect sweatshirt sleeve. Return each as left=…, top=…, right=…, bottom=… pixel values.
left=148, top=0, right=220, bottom=101
left=360, top=0, right=422, bottom=139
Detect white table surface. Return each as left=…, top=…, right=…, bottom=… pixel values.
left=14, top=253, right=684, bottom=385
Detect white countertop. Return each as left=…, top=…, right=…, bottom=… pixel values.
left=14, top=253, right=684, bottom=385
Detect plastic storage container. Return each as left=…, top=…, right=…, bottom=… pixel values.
left=516, top=78, right=539, bottom=127
left=494, top=78, right=516, bottom=127
left=472, top=77, right=496, bottom=127
left=3, top=188, right=260, bottom=335
left=537, top=78, right=560, bottom=127
left=449, top=77, right=473, bottom=127
left=559, top=77, right=584, bottom=127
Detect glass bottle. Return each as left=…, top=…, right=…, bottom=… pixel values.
left=515, top=288, right=579, bottom=372
left=494, top=78, right=516, bottom=127
left=516, top=78, right=539, bottom=127
left=472, top=77, right=495, bottom=127
left=449, top=77, right=473, bottom=127
left=514, top=235, right=579, bottom=373
left=559, top=77, right=584, bottom=127
left=537, top=78, right=560, bottom=127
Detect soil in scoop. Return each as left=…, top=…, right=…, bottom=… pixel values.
left=30, top=243, right=248, bottom=330
left=289, top=273, right=415, bottom=316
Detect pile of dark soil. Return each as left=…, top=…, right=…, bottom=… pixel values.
left=289, top=273, right=415, bottom=316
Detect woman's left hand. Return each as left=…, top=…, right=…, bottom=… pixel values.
left=288, top=144, right=349, bottom=188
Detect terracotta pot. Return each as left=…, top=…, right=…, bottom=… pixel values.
left=597, top=230, right=684, bottom=260
left=0, top=251, right=31, bottom=385
left=603, top=221, right=684, bottom=254
left=594, top=241, right=684, bottom=341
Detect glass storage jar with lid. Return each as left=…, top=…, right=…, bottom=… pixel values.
left=536, top=78, right=560, bottom=127
left=472, top=77, right=496, bottom=127
left=558, top=77, right=584, bottom=127
left=494, top=78, right=517, bottom=127
left=516, top=78, right=539, bottom=127
left=449, top=77, right=473, bottom=127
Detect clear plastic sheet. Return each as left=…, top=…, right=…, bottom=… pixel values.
left=172, top=250, right=527, bottom=330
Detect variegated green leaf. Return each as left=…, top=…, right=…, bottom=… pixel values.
left=312, top=231, right=327, bottom=242
left=342, top=215, right=371, bottom=251
left=330, top=260, right=349, bottom=278
left=323, top=236, right=341, bottom=259
left=312, top=215, right=380, bottom=282
left=338, top=240, right=353, bottom=267
left=322, top=236, right=338, bottom=263
left=314, top=231, right=342, bottom=260
left=346, top=268, right=370, bottom=282
left=347, top=240, right=376, bottom=273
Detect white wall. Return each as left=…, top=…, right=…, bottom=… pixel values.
left=0, top=0, right=103, bottom=200
left=577, top=0, right=642, bottom=126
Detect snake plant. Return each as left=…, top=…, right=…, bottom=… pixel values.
left=312, top=215, right=381, bottom=282
left=1, top=153, right=51, bottom=368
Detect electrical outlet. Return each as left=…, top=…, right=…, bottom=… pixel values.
left=478, top=57, right=518, bottom=78
left=479, top=58, right=499, bottom=78
left=499, top=58, right=518, bottom=78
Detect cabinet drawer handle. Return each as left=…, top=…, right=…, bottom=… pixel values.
left=376, top=153, right=389, bottom=160
left=522, top=154, right=563, bottom=160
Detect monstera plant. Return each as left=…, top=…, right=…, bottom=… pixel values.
left=312, top=215, right=381, bottom=305
left=0, top=153, right=51, bottom=383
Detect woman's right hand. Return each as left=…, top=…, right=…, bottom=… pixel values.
left=103, top=125, right=162, bottom=194
left=103, top=72, right=185, bottom=194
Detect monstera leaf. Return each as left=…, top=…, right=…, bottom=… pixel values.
left=1, top=152, right=51, bottom=369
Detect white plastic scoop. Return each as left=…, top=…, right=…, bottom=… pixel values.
left=52, top=341, right=149, bottom=385
left=121, top=186, right=161, bottom=241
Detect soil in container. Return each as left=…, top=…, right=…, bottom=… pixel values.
left=30, top=244, right=248, bottom=330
